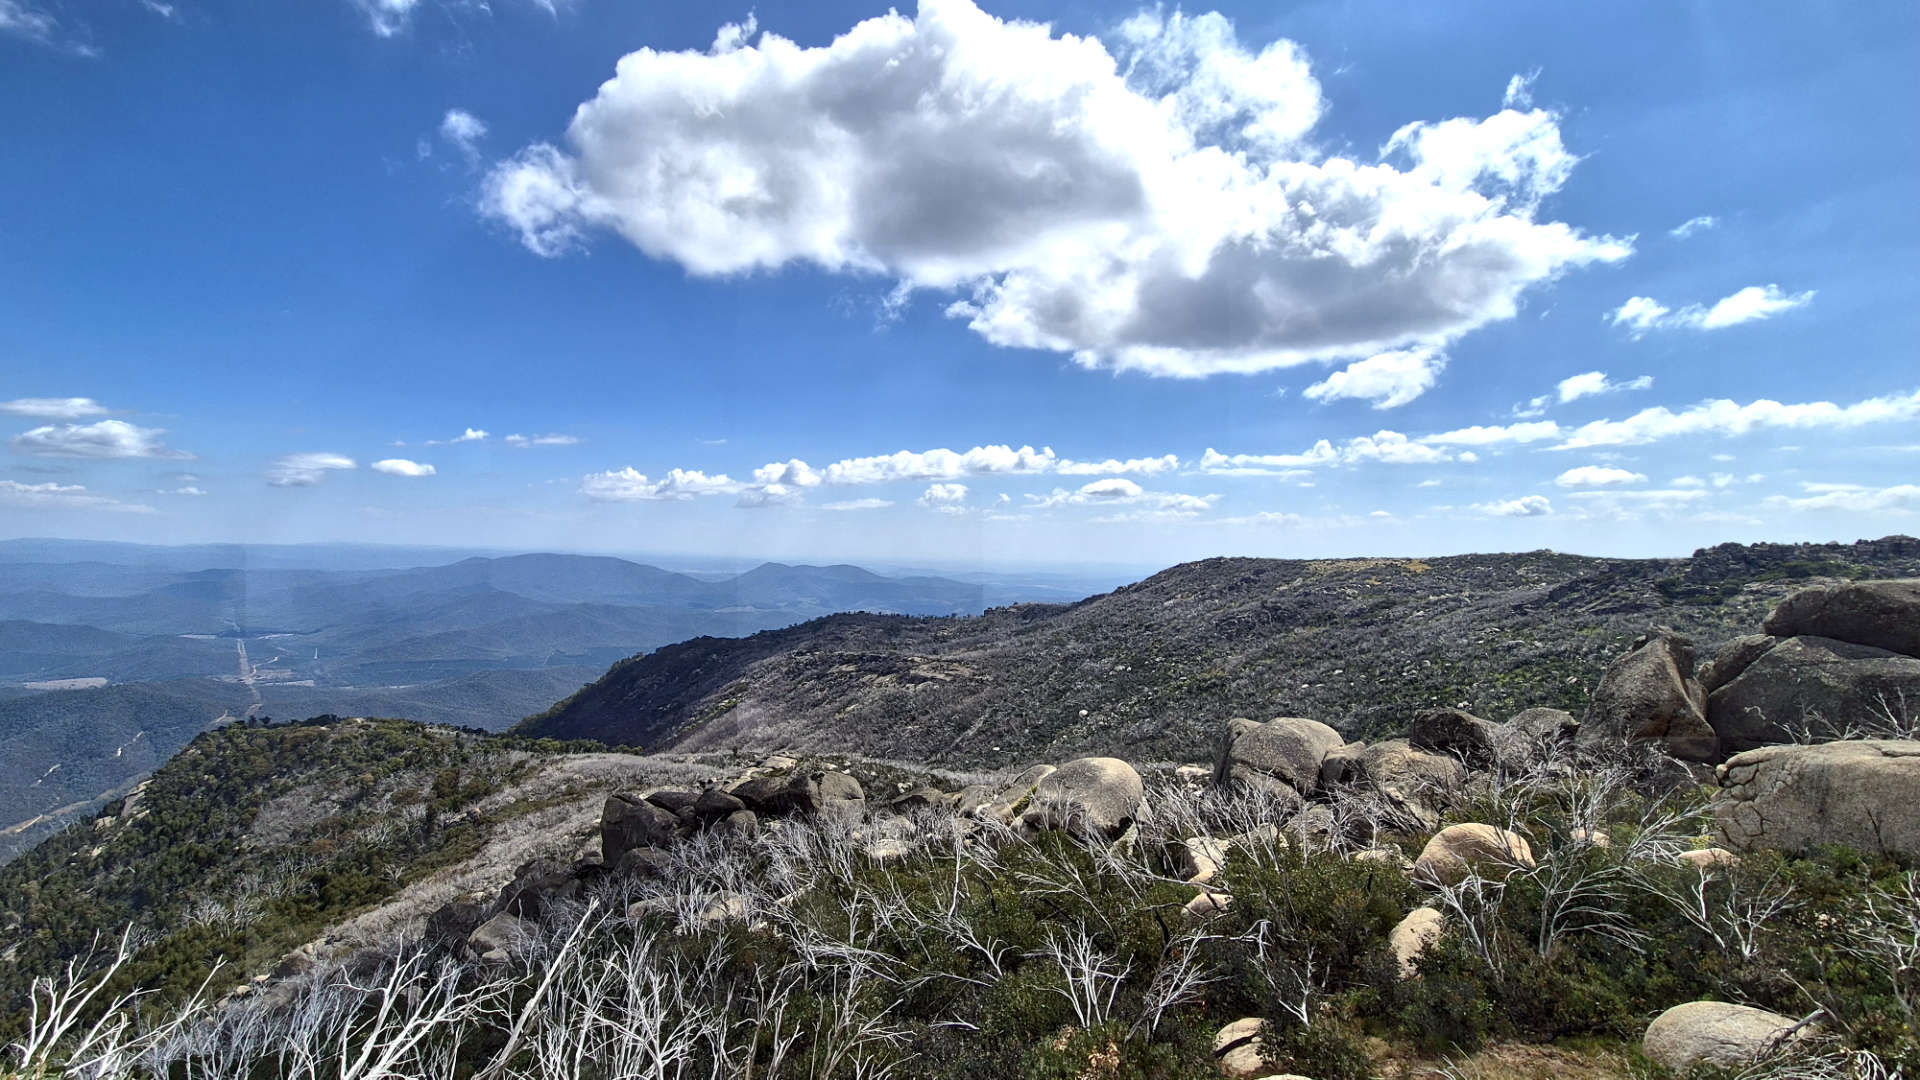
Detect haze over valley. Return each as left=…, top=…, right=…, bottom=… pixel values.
left=0, top=538, right=1101, bottom=860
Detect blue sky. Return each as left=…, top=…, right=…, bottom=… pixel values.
left=2, top=0, right=1916, bottom=571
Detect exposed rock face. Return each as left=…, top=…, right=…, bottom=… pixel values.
left=692, top=788, right=746, bottom=822
left=776, top=771, right=866, bottom=820
left=1698, top=635, right=1780, bottom=696
left=1496, top=707, right=1579, bottom=767
left=1215, top=716, right=1345, bottom=797
left=888, top=786, right=954, bottom=814
left=424, top=900, right=487, bottom=949
left=1676, top=848, right=1739, bottom=870
left=1577, top=629, right=1716, bottom=762
left=612, top=846, right=669, bottom=879
left=466, top=912, right=528, bottom=965
left=1706, top=636, right=1920, bottom=751
left=1388, top=906, right=1444, bottom=979
left=1763, top=579, right=1920, bottom=659
left=1319, top=741, right=1369, bottom=787
left=1183, top=889, right=1232, bottom=922
left=1020, top=757, right=1144, bottom=840
left=601, top=793, right=680, bottom=865
left=1171, top=836, right=1230, bottom=883
left=1357, top=739, right=1465, bottom=830
left=1642, top=1001, right=1802, bottom=1072
left=496, top=857, right=580, bottom=919
left=718, top=809, right=758, bottom=839
left=1715, top=739, right=1920, bottom=859
left=1413, top=823, right=1535, bottom=886
left=1409, top=708, right=1500, bottom=769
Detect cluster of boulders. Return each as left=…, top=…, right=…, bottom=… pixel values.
left=1214, top=704, right=1574, bottom=833
left=1202, top=579, right=1920, bottom=1077
left=419, top=576, right=1914, bottom=1075
left=1551, top=578, right=1920, bottom=862
left=432, top=753, right=1156, bottom=964
left=1581, top=579, right=1920, bottom=761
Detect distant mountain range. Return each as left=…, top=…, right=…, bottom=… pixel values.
left=0, top=539, right=1092, bottom=861
left=519, top=537, right=1920, bottom=768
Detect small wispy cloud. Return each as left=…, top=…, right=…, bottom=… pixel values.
left=11, top=419, right=189, bottom=459
left=1765, top=482, right=1920, bottom=513
left=268, top=452, right=357, bottom=487
left=1555, top=465, right=1646, bottom=488
left=439, top=108, right=488, bottom=165
left=372, top=458, right=436, bottom=477
left=504, top=432, right=580, bottom=448
left=0, top=396, right=109, bottom=419
left=917, top=482, right=969, bottom=512
left=1610, top=284, right=1814, bottom=335
left=425, top=427, right=490, bottom=445
left=1668, top=215, right=1718, bottom=239
left=1303, top=347, right=1446, bottom=410
left=1474, top=494, right=1552, bottom=517
left=1, top=480, right=152, bottom=513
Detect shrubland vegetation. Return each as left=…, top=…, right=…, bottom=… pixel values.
left=4, top=734, right=1912, bottom=1079
left=0, top=718, right=540, bottom=1023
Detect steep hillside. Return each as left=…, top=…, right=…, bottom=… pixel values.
left=0, top=718, right=653, bottom=1020
left=520, top=537, right=1920, bottom=765
left=0, top=669, right=599, bottom=864
left=0, top=679, right=253, bottom=863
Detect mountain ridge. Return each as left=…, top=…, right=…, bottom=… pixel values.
left=518, top=537, right=1920, bottom=766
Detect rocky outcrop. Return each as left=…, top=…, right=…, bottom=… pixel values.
left=1319, top=741, right=1368, bottom=787
left=1642, top=1001, right=1803, bottom=1072
left=1576, top=629, right=1716, bottom=761
left=1706, top=636, right=1920, bottom=751
left=1715, top=739, right=1920, bottom=859
left=466, top=912, right=528, bottom=965
left=1495, top=707, right=1579, bottom=767
left=1019, top=757, right=1144, bottom=840
left=601, top=793, right=680, bottom=865
left=1355, top=739, right=1465, bottom=829
left=1215, top=716, right=1346, bottom=800
left=1698, top=635, right=1780, bottom=696
left=1413, top=823, right=1535, bottom=886
left=1763, top=579, right=1920, bottom=659
left=692, top=788, right=747, bottom=823
left=1409, top=708, right=1500, bottom=769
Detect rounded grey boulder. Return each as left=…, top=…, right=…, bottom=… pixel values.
left=1764, top=579, right=1920, bottom=659
left=1698, top=635, right=1780, bottom=696
left=1357, top=739, right=1465, bottom=830
left=1020, top=756, right=1144, bottom=840
left=1642, top=1001, right=1802, bottom=1072
left=1215, top=716, right=1345, bottom=796
left=1495, top=707, right=1579, bottom=768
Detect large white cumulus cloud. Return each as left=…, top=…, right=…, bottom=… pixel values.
left=482, top=0, right=1627, bottom=376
